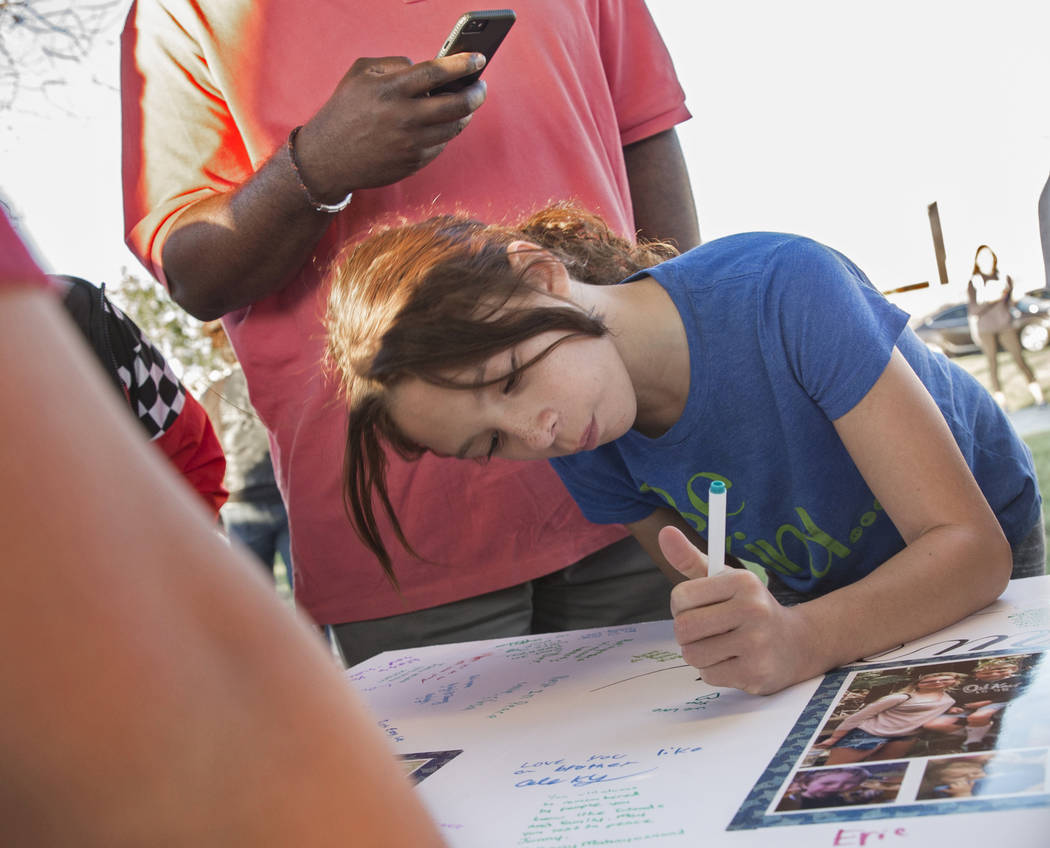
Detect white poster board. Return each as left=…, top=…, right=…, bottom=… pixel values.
left=348, top=577, right=1050, bottom=846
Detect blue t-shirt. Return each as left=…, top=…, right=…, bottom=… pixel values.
left=551, top=233, right=1041, bottom=595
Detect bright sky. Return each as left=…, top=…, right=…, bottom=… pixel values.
left=3, top=0, right=1049, bottom=321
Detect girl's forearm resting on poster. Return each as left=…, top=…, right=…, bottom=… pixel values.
left=640, top=351, right=1012, bottom=695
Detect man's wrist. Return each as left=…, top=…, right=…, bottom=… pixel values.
left=286, top=125, right=353, bottom=213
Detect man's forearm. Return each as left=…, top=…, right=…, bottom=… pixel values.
left=624, top=128, right=700, bottom=251
left=154, top=54, right=488, bottom=320
left=162, top=146, right=334, bottom=320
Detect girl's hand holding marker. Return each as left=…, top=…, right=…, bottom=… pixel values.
left=660, top=521, right=812, bottom=696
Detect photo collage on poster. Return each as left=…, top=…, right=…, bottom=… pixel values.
left=730, top=650, right=1049, bottom=828
left=782, top=650, right=1047, bottom=811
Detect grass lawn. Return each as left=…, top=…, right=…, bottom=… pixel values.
left=1022, top=428, right=1050, bottom=574
left=952, top=347, right=1050, bottom=411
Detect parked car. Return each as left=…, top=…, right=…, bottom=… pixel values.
left=913, top=296, right=1050, bottom=357
left=1017, top=286, right=1050, bottom=318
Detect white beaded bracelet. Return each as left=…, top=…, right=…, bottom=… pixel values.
left=287, top=125, right=353, bottom=213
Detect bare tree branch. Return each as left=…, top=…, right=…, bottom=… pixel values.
left=0, top=0, right=126, bottom=111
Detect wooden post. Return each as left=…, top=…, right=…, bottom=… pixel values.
left=928, top=201, right=949, bottom=286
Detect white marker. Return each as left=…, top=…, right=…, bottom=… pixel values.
left=707, top=480, right=727, bottom=576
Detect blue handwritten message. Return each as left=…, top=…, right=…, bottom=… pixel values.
left=513, top=752, right=653, bottom=789
left=414, top=674, right=482, bottom=706
left=376, top=717, right=404, bottom=743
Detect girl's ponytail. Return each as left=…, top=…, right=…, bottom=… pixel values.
left=517, top=202, right=678, bottom=285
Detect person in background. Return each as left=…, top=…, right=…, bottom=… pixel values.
left=55, top=274, right=227, bottom=518
left=1, top=210, right=447, bottom=845
left=966, top=244, right=1044, bottom=409
left=201, top=320, right=292, bottom=587
left=121, top=0, right=700, bottom=667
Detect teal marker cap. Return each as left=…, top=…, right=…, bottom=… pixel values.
left=710, top=480, right=726, bottom=495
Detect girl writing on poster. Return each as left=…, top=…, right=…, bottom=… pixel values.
left=323, top=204, right=1042, bottom=696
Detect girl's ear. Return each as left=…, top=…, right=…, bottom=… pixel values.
left=506, top=240, right=572, bottom=297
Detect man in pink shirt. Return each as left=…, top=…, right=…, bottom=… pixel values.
left=122, top=0, right=699, bottom=664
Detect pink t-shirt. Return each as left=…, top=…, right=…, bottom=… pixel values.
left=0, top=213, right=49, bottom=290
left=122, top=0, right=691, bottom=623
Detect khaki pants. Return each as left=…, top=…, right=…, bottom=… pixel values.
left=332, top=536, right=670, bottom=668
left=975, top=325, right=1036, bottom=393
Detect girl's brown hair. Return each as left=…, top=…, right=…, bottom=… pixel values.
left=324, top=202, right=677, bottom=584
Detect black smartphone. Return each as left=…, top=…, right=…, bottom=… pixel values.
left=429, top=9, right=516, bottom=95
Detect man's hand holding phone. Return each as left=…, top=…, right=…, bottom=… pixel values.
left=291, top=53, right=487, bottom=201
left=290, top=11, right=513, bottom=204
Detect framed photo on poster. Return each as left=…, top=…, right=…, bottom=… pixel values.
left=729, top=649, right=1049, bottom=830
